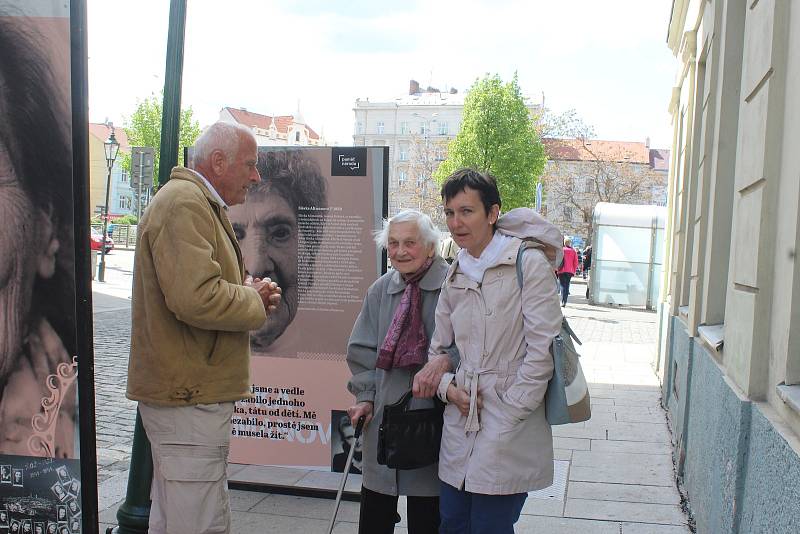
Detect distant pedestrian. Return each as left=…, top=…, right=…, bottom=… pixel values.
left=126, top=122, right=282, bottom=534
left=558, top=237, right=579, bottom=307
left=583, top=244, right=592, bottom=279
left=583, top=244, right=593, bottom=299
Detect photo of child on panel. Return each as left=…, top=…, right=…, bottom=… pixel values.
left=329, top=410, right=362, bottom=475
left=0, top=12, right=77, bottom=458
left=229, top=149, right=328, bottom=356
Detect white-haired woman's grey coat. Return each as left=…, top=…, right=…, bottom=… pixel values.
left=347, top=257, right=455, bottom=496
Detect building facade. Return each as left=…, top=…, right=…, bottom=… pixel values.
left=219, top=107, right=322, bottom=147
left=353, top=80, right=540, bottom=227
left=660, top=1, right=800, bottom=532
left=88, top=123, right=134, bottom=218
left=541, top=138, right=669, bottom=243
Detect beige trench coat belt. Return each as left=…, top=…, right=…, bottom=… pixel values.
left=460, top=359, right=523, bottom=432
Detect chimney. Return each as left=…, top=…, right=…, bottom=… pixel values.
left=409, top=79, right=420, bottom=95
left=645, top=136, right=651, bottom=148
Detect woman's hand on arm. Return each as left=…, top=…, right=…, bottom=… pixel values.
left=347, top=401, right=374, bottom=428
left=412, top=353, right=452, bottom=398
left=446, top=384, right=482, bottom=417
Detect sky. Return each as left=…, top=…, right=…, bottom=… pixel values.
left=87, top=0, right=677, bottom=148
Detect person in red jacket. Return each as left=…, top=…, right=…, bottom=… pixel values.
left=557, top=237, right=579, bottom=307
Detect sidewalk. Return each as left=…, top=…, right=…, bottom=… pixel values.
left=92, top=260, right=691, bottom=532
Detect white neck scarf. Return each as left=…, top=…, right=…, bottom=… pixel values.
left=457, top=232, right=512, bottom=283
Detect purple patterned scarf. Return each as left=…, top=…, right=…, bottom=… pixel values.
left=376, top=257, right=434, bottom=370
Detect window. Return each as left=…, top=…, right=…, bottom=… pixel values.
left=417, top=174, right=426, bottom=186
left=400, top=121, right=409, bottom=135
left=420, top=122, right=427, bottom=135
left=399, top=144, right=408, bottom=161
left=563, top=206, right=572, bottom=221
left=438, top=121, right=448, bottom=135
left=119, top=195, right=130, bottom=210
left=398, top=170, right=407, bottom=186
left=356, top=121, right=364, bottom=134
left=295, top=131, right=301, bottom=142
left=377, top=121, right=385, bottom=134
left=120, top=170, right=128, bottom=183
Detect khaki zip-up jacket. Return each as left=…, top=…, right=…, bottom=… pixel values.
left=432, top=208, right=564, bottom=495
left=127, top=168, right=267, bottom=406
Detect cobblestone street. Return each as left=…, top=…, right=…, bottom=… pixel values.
left=92, top=253, right=690, bottom=532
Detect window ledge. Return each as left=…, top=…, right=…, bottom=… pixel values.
left=777, top=384, right=800, bottom=414
left=698, top=324, right=724, bottom=351
left=678, top=305, right=689, bottom=319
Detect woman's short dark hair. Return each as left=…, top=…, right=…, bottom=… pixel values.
left=440, top=168, right=501, bottom=214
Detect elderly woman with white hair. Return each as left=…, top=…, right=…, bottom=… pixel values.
left=346, top=209, right=456, bottom=534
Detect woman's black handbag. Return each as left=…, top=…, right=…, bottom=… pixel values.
left=377, top=390, right=444, bottom=470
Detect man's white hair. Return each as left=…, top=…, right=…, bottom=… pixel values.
left=192, top=121, right=256, bottom=166
left=374, top=209, right=441, bottom=254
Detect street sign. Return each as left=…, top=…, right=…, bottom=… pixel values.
left=131, top=146, right=155, bottom=188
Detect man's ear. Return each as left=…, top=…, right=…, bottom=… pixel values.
left=36, top=208, right=59, bottom=279
left=210, top=149, right=228, bottom=176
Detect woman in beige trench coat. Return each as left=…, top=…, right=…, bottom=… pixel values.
left=414, top=168, right=563, bottom=534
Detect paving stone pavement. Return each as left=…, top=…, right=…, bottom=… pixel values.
left=92, top=256, right=691, bottom=532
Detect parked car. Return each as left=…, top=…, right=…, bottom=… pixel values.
left=90, top=227, right=114, bottom=253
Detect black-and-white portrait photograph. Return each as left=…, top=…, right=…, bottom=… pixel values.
left=10, top=518, right=20, bottom=534
left=11, top=468, right=22, bottom=487
left=68, top=518, right=78, bottom=534
left=55, top=506, right=66, bottom=522
left=229, top=149, right=328, bottom=356
left=0, top=508, right=8, bottom=526
left=55, top=467, right=69, bottom=486
left=65, top=499, right=79, bottom=517
left=329, top=410, right=362, bottom=475
left=0, top=465, right=10, bottom=483
left=45, top=522, right=56, bottom=534
left=33, top=522, right=44, bottom=534
left=0, top=2, right=78, bottom=461
left=21, top=519, right=31, bottom=534
left=66, top=479, right=78, bottom=497
left=50, top=482, right=66, bottom=502
left=57, top=525, right=68, bottom=534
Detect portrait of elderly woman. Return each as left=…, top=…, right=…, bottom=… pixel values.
left=229, top=149, right=328, bottom=355
left=0, top=13, right=77, bottom=457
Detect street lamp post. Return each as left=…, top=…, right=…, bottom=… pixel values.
left=98, top=127, right=120, bottom=283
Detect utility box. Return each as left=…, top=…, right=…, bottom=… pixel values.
left=590, top=202, right=666, bottom=309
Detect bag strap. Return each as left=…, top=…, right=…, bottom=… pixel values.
left=391, top=389, right=445, bottom=411
left=515, top=242, right=582, bottom=346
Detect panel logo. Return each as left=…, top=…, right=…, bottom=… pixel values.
left=331, top=148, right=367, bottom=176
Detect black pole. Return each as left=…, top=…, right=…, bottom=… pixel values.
left=112, top=411, right=154, bottom=534
left=158, top=0, right=188, bottom=187
left=70, top=1, right=100, bottom=531
left=113, top=1, right=187, bottom=532
left=98, top=158, right=112, bottom=282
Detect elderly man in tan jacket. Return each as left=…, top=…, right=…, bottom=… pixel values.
left=127, top=122, right=281, bottom=534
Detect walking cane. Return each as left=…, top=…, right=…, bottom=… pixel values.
left=327, top=415, right=366, bottom=534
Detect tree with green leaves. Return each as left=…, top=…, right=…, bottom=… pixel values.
left=121, top=93, right=202, bottom=188
left=434, top=74, right=547, bottom=210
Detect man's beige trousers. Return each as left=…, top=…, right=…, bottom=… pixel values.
left=139, top=402, right=234, bottom=534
